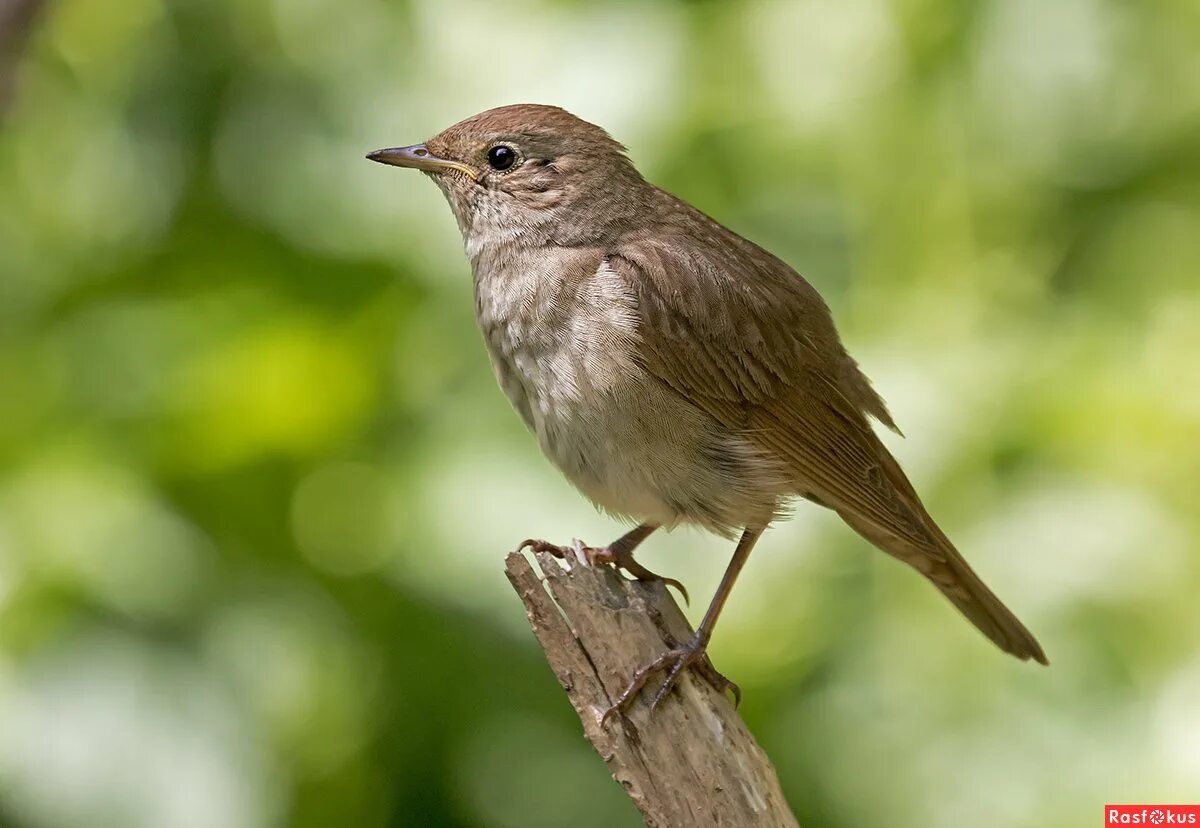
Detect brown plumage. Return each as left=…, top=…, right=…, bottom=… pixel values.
left=368, top=104, right=1047, bottom=718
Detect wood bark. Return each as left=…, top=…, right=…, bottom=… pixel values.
left=505, top=548, right=799, bottom=828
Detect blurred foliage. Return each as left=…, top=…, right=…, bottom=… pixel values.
left=0, top=0, right=1198, bottom=826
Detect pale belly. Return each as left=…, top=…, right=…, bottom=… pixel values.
left=475, top=262, right=784, bottom=535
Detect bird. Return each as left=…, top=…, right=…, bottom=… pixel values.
left=367, top=104, right=1048, bottom=720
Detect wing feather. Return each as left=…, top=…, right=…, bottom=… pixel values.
left=608, top=210, right=1046, bottom=664
left=609, top=227, right=918, bottom=542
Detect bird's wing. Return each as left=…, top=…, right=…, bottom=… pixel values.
left=609, top=223, right=1048, bottom=664
left=607, top=227, right=923, bottom=545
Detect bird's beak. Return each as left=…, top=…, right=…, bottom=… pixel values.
left=366, top=144, right=479, bottom=180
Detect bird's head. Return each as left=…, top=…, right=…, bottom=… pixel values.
left=368, top=104, right=649, bottom=250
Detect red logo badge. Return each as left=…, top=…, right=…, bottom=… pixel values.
left=1106, top=806, right=1200, bottom=825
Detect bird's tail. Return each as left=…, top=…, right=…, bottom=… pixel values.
left=922, top=531, right=1048, bottom=665
left=841, top=454, right=1049, bottom=665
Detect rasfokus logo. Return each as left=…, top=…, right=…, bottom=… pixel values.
left=1106, top=805, right=1200, bottom=825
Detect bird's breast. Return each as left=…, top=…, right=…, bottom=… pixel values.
left=473, top=253, right=640, bottom=438
left=469, top=248, right=787, bottom=532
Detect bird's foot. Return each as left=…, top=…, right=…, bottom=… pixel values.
left=600, top=633, right=741, bottom=726
left=515, top=537, right=688, bottom=604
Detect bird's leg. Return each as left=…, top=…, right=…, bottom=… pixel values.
left=601, top=527, right=762, bottom=726
left=515, top=523, right=688, bottom=602
left=584, top=523, right=690, bottom=603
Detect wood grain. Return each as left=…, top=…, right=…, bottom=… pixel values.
left=505, top=549, right=799, bottom=828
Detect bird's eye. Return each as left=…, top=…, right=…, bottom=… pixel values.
left=486, top=145, right=517, bottom=171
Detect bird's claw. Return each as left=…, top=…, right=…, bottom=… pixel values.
left=600, top=634, right=740, bottom=727
left=514, top=537, right=689, bottom=604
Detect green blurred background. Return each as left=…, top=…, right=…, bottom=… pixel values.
left=1, top=0, right=1197, bottom=826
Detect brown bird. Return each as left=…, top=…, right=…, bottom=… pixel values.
left=368, top=104, right=1048, bottom=719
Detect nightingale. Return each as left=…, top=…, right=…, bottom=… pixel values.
left=368, top=104, right=1047, bottom=720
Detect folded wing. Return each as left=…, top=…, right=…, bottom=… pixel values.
left=609, top=208, right=1047, bottom=664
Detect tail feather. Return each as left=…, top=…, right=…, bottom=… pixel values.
left=841, top=507, right=1048, bottom=664
left=928, top=537, right=1048, bottom=665
left=834, top=446, right=1048, bottom=664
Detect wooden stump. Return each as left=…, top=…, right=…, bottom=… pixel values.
left=505, top=548, right=799, bottom=828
